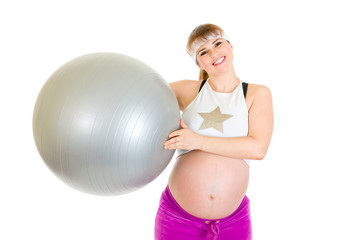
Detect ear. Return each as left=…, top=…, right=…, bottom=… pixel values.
left=227, top=40, right=233, bottom=50
left=196, top=59, right=204, bottom=70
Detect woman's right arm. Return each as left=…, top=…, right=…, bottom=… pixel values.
left=169, top=80, right=200, bottom=112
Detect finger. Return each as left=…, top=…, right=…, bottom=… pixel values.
left=180, top=119, right=188, bottom=129
left=164, top=142, right=178, bottom=150
left=168, top=130, right=182, bottom=138
left=164, top=137, right=179, bottom=148
left=167, top=135, right=183, bottom=148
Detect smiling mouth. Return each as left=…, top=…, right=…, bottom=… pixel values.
left=213, top=56, right=225, bottom=66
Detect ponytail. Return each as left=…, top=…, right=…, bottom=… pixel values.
left=199, top=69, right=209, bottom=81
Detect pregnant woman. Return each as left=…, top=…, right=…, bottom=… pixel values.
left=155, top=23, right=274, bottom=240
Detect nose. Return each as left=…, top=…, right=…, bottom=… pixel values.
left=208, top=49, right=220, bottom=60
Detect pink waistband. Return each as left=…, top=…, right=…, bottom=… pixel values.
left=162, top=185, right=250, bottom=226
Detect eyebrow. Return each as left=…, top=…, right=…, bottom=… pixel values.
left=197, top=38, right=221, bottom=55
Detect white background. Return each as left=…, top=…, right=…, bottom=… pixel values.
left=1, top=0, right=359, bottom=239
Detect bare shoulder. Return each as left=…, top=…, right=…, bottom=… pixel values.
left=248, top=83, right=271, bottom=96
left=246, top=83, right=272, bottom=111
left=169, top=80, right=202, bottom=111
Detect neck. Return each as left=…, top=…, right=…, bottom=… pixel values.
left=207, top=66, right=240, bottom=93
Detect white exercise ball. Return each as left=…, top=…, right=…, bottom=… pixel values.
left=33, top=52, right=180, bottom=196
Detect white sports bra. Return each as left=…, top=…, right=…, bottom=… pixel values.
left=177, top=79, right=251, bottom=166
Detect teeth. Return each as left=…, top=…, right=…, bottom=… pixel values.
left=214, top=57, right=225, bottom=65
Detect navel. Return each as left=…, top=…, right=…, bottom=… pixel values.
left=209, top=194, right=215, bottom=201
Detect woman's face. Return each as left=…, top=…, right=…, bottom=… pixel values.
left=196, top=38, right=234, bottom=75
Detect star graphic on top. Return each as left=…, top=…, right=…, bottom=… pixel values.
left=198, top=106, right=233, bottom=134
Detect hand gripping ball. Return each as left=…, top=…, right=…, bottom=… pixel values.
left=33, top=52, right=180, bottom=196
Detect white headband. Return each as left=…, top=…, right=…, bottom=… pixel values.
left=189, top=32, right=230, bottom=63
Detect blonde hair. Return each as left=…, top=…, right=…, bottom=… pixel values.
left=186, top=24, right=225, bottom=80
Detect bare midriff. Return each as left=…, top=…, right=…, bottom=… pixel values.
left=168, top=150, right=249, bottom=220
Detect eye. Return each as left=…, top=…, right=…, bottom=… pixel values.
left=200, top=51, right=208, bottom=56
left=215, top=41, right=222, bottom=47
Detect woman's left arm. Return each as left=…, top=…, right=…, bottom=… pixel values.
left=164, top=85, right=274, bottom=160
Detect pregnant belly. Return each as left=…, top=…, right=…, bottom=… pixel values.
left=168, top=150, right=249, bottom=220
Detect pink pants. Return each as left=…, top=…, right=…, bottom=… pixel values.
left=155, top=185, right=252, bottom=240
